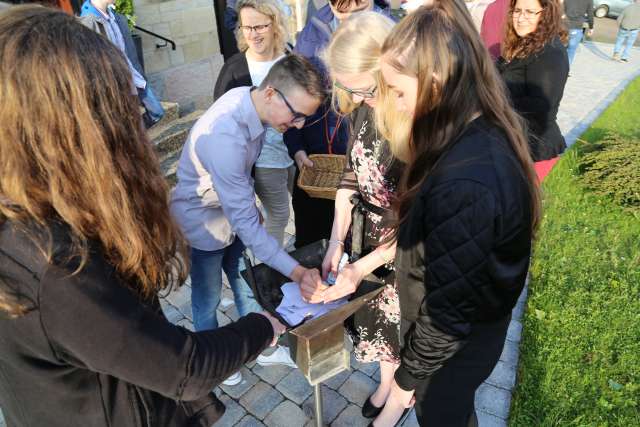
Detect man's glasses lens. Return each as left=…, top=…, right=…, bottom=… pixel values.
left=273, top=87, right=308, bottom=124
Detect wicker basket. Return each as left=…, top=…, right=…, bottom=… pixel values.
left=297, top=154, right=346, bottom=200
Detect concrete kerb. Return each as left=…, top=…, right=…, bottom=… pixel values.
left=565, top=46, right=640, bottom=148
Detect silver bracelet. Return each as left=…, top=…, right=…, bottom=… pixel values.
left=329, top=239, right=344, bottom=247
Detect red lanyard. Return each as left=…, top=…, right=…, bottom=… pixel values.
left=324, top=113, right=345, bottom=155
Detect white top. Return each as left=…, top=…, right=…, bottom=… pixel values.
left=247, top=54, right=294, bottom=169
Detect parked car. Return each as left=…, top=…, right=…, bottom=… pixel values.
left=593, top=0, right=633, bottom=18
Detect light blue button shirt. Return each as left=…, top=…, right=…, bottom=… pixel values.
left=170, top=87, right=299, bottom=277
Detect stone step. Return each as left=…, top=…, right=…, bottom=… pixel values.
left=140, top=101, right=179, bottom=129
left=148, top=110, right=204, bottom=158
left=158, top=101, right=180, bottom=126
left=161, top=149, right=181, bottom=188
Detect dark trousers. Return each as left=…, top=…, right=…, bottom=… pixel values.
left=291, top=170, right=335, bottom=249
left=413, top=315, right=511, bottom=427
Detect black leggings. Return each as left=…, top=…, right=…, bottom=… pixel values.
left=413, top=315, right=511, bottom=427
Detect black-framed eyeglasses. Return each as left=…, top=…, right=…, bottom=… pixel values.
left=239, top=22, right=272, bottom=33
left=334, top=81, right=377, bottom=99
left=272, top=86, right=309, bottom=125
left=510, top=8, right=543, bottom=20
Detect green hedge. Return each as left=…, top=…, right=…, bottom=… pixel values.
left=115, top=0, right=134, bottom=24
left=576, top=135, right=640, bottom=214
left=509, top=78, right=640, bottom=425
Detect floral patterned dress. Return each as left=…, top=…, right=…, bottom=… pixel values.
left=339, top=105, right=404, bottom=364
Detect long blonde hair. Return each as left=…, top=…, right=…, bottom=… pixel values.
left=322, top=12, right=394, bottom=114
left=0, top=6, right=189, bottom=316
left=235, top=0, right=290, bottom=55
left=380, top=1, right=541, bottom=231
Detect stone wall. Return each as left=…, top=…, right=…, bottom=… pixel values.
left=133, top=0, right=224, bottom=111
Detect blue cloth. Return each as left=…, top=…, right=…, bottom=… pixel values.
left=614, top=27, right=639, bottom=60
left=190, top=239, right=261, bottom=331
left=138, top=86, right=165, bottom=124
left=567, top=28, right=583, bottom=65
left=170, top=87, right=299, bottom=277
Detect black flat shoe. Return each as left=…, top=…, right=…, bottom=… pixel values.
left=367, top=407, right=412, bottom=427
left=362, top=395, right=384, bottom=418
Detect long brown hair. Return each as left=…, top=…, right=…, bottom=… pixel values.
left=0, top=6, right=188, bottom=316
left=502, top=0, right=567, bottom=60
left=380, top=1, right=541, bottom=230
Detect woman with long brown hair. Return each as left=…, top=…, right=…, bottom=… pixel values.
left=0, top=5, right=284, bottom=426
left=371, top=1, right=541, bottom=426
left=498, top=0, right=568, bottom=180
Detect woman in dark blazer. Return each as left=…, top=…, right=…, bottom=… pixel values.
left=498, top=0, right=569, bottom=180
left=371, top=4, right=541, bottom=426
left=0, top=7, right=285, bottom=426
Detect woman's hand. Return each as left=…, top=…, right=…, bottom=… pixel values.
left=294, top=150, right=314, bottom=170
left=260, top=311, right=287, bottom=347
left=299, top=268, right=328, bottom=303
left=323, top=262, right=364, bottom=302
left=373, top=380, right=415, bottom=426
left=322, top=241, right=344, bottom=280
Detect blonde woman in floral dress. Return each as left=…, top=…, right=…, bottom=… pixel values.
left=319, top=12, right=403, bottom=419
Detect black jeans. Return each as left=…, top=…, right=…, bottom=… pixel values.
left=413, top=315, right=511, bottom=426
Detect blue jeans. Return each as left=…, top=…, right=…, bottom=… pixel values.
left=137, top=85, right=164, bottom=125
left=614, top=28, right=639, bottom=60
left=567, top=28, right=584, bottom=65
left=189, top=238, right=261, bottom=331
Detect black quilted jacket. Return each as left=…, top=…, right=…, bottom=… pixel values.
left=394, top=117, right=533, bottom=391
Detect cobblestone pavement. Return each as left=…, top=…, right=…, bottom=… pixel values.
left=1, top=43, right=639, bottom=427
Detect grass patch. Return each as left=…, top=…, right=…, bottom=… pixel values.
left=509, top=78, right=640, bottom=426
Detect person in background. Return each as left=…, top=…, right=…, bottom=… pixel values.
left=480, top=0, right=509, bottom=59
left=171, top=55, right=326, bottom=385
left=375, top=2, right=540, bottom=425
left=563, top=0, right=594, bottom=65
left=0, top=6, right=285, bottom=426
left=285, top=0, right=389, bottom=249
left=612, top=0, right=640, bottom=62
left=320, top=12, right=404, bottom=421
left=498, top=0, right=568, bottom=180
left=215, top=0, right=295, bottom=250
left=80, top=0, right=165, bottom=128
left=465, top=0, right=495, bottom=30
left=213, top=0, right=298, bottom=370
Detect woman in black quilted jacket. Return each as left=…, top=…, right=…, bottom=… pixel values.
left=371, top=3, right=541, bottom=427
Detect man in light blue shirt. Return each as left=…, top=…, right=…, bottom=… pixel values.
left=171, top=56, right=325, bottom=346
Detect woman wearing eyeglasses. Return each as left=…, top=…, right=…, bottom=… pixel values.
left=311, top=12, right=406, bottom=421
left=497, top=0, right=568, bottom=180
left=214, top=0, right=296, bottom=248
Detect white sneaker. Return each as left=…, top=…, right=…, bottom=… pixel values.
left=257, top=345, right=297, bottom=368
left=222, top=371, right=242, bottom=386
left=220, top=297, right=234, bottom=309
